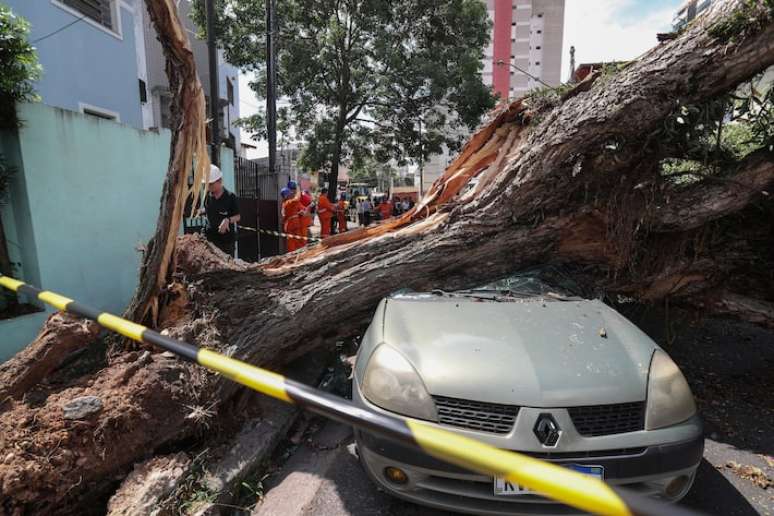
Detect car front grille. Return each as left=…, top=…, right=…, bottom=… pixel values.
left=568, top=402, right=645, bottom=436
left=433, top=396, right=520, bottom=434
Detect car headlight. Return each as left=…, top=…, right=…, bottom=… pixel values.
left=645, top=350, right=697, bottom=430
left=361, top=344, right=437, bottom=421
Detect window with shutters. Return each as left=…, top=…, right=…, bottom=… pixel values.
left=61, top=0, right=114, bottom=31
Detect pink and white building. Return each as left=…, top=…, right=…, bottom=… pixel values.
left=419, top=0, right=565, bottom=192
left=482, top=0, right=565, bottom=100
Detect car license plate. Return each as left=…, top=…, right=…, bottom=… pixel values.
left=494, top=464, right=604, bottom=496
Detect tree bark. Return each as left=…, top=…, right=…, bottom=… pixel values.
left=1, top=1, right=773, bottom=514
left=123, top=0, right=211, bottom=327
left=326, top=105, right=347, bottom=203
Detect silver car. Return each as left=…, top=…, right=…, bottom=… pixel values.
left=353, top=280, right=703, bottom=515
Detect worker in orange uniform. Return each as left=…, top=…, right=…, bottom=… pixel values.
left=336, top=193, right=348, bottom=233
left=299, top=190, right=313, bottom=244
left=281, top=187, right=303, bottom=253
left=317, top=187, right=335, bottom=238
left=378, top=197, right=393, bottom=221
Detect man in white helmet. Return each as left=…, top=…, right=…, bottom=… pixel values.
left=202, top=164, right=240, bottom=256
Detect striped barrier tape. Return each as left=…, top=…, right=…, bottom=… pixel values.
left=238, top=225, right=320, bottom=242
left=0, top=274, right=702, bottom=516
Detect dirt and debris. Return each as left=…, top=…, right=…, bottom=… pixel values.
left=725, top=461, right=772, bottom=490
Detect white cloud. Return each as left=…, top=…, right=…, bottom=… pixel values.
left=561, top=0, right=679, bottom=81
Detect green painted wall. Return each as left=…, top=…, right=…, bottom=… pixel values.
left=1, top=103, right=234, bottom=361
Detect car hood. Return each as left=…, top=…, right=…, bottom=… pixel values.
left=382, top=296, right=656, bottom=407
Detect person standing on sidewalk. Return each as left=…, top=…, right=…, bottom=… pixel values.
left=378, top=197, right=393, bottom=221
left=337, top=193, right=348, bottom=233
left=317, top=187, right=335, bottom=237
left=281, top=187, right=303, bottom=253
left=300, top=190, right=313, bottom=243
left=203, top=165, right=240, bottom=256
left=361, top=197, right=372, bottom=227
left=356, top=198, right=365, bottom=226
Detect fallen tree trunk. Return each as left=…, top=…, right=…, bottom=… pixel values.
left=1, top=1, right=773, bottom=513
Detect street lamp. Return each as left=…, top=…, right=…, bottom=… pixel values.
left=495, top=59, right=551, bottom=89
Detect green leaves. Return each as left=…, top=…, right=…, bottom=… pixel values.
left=202, top=0, right=495, bottom=174
left=0, top=4, right=41, bottom=129
left=660, top=73, right=774, bottom=183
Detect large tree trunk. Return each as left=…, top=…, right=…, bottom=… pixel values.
left=123, top=0, right=211, bottom=327
left=1, top=1, right=773, bottom=513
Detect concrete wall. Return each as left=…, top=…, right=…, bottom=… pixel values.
left=0, top=102, right=234, bottom=361
left=6, top=0, right=145, bottom=129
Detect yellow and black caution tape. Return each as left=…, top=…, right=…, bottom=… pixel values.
left=0, top=274, right=702, bottom=516
left=238, top=225, right=320, bottom=242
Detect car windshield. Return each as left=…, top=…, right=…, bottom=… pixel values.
left=458, top=268, right=588, bottom=301
left=393, top=267, right=593, bottom=302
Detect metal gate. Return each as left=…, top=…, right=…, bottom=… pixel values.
left=235, top=156, right=289, bottom=259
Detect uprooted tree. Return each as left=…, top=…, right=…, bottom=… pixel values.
left=1, top=0, right=773, bottom=513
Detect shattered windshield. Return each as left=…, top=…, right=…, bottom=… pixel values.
left=390, top=268, right=592, bottom=302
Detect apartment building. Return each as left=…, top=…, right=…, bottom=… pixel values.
left=419, top=0, right=565, bottom=192
left=6, top=0, right=241, bottom=153
left=482, top=0, right=565, bottom=101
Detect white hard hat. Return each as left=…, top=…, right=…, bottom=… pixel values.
left=203, top=164, right=223, bottom=184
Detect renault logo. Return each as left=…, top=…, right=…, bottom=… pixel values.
left=533, top=413, right=561, bottom=447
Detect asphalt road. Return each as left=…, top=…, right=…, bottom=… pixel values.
left=250, top=418, right=771, bottom=516
left=248, top=307, right=773, bottom=516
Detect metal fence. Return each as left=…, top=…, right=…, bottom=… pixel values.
left=234, top=156, right=289, bottom=258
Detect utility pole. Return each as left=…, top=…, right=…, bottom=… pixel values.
left=418, top=116, right=424, bottom=196
left=569, top=46, right=576, bottom=81
left=205, top=0, right=220, bottom=167
left=266, top=0, right=277, bottom=178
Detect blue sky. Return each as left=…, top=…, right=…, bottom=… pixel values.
left=616, top=0, right=685, bottom=24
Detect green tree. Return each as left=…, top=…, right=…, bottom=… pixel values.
left=0, top=3, right=40, bottom=129
left=348, top=155, right=397, bottom=193
left=0, top=4, right=39, bottom=310
left=193, top=0, right=495, bottom=199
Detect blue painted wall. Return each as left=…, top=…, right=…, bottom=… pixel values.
left=6, top=0, right=144, bottom=129
left=1, top=103, right=234, bottom=361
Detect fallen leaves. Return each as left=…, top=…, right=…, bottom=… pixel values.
left=725, top=461, right=773, bottom=489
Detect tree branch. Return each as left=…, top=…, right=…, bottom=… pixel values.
left=651, top=150, right=774, bottom=232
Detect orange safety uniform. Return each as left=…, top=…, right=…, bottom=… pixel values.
left=317, top=194, right=335, bottom=238
left=378, top=200, right=393, bottom=220
left=300, top=192, right=313, bottom=245
left=336, top=199, right=348, bottom=232
left=282, top=197, right=303, bottom=252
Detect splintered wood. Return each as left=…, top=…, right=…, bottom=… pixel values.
left=126, top=0, right=211, bottom=324
left=262, top=101, right=528, bottom=269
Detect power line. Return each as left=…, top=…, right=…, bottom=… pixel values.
left=240, top=98, right=262, bottom=110
left=495, top=59, right=552, bottom=89
left=31, top=13, right=88, bottom=44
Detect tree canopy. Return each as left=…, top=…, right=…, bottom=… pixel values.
left=0, top=4, right=40, bottom=129
left=193, top=0, right=496, bottom=198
